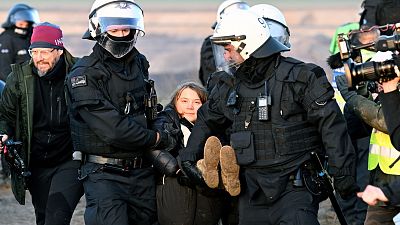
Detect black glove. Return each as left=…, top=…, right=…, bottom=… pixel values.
left=335, top=75, right=357, bottom=102
left=176, top=170, right=195, bottom=188
left=180, top=160, right=206, bottom=187
left=155, top=130, right=176, bottom=151
left=355, top=81, right=370, bottom=97
left=393, top=53, right=400, bottom=68
left=334, top=175, right=360, bottom=200
left=149, top=149, right=179, bottom=177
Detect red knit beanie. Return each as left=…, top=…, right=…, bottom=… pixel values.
left=30, top=22, right=63, bottom=49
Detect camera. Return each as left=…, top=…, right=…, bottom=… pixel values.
left=336, top=24, right=400, bottom=87
left=343, top=58, right=397, bottom=87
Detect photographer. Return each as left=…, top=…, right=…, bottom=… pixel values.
left=337, top=51, right=400, bottom=224
left=357, top=76, right=400, bottom=209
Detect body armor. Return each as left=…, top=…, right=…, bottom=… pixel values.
left=230, top=57, right=323, bottom=169
left=69, top=53, right=150, bottom=159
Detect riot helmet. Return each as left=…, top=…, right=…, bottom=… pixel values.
left=211, top=10, right=289, bottom=75
left=83, top=0, right=145, bottom=58
left=217, top=0, right=250, bottom=22
left=2, top=4, right=40, bottom=29
left=251, top=4, right=291, bottom=48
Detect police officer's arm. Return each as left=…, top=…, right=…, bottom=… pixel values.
left=380, top=89, right=400, bottom=150
left=78, top=105, right=158, bottom=149
left=67, top=72, right=157, bottom=151
left=301, top=65, right=356, bottom=176
left=0, top=72, right=18, bottom=136
left=180, top=83, right=232, bottom=162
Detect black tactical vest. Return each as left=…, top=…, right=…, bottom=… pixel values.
left=69, top=54, right=150, bottom=159
left=229, top=57, right=323, bottom=169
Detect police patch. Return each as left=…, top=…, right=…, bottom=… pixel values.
left=71, top=75, right=87, bottom=88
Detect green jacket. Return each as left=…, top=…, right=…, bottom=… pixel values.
left=0, top=49, right=77, bottom=205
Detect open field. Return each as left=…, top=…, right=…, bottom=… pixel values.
left=0, top=1, right=363, bottom=224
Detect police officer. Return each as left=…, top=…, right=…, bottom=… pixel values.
left=0, top=3, right=40, bottom=81
left=180, top=10, right=358, bottom=224
left=198, top=0, right=249, bottom=87
left=66, top=1, right=174, bottom=224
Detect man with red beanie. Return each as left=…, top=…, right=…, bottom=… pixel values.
left=0, top=22, right=83, bottom=225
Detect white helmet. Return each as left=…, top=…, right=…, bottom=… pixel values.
left=216, top=0, right=250, bottom=23
left=87, top=0, right=144, bottom=39
left=211, top=10, right=289, bottom=74
left=251, top=4, right=291, bottom=48
left=84, top=0, right=145, bottom=58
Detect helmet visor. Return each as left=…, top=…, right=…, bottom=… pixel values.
left=95, top=2, right=144, bottom=36
left=98, top=17, right=144, bottom=36
left=266, top=20, right=290, bottom=48
left=211, top=41, right=244, bottom=76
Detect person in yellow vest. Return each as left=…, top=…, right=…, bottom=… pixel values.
left=336, top=50, right=400, bottom=225
left=356, top=70, right=400, bottom=224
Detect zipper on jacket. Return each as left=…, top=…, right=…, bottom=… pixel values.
left=47, top=131, right=52, bottom=144
left=57, top=97, right=61, bottom=124
left=49, top=80, right=53, bottom=124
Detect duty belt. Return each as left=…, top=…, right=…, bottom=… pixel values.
left=86, top=154, right=149, bottom=169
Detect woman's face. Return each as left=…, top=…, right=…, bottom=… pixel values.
left=175, top=88, right=203, bottom=123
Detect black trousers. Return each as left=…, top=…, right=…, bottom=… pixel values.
left=238, top=179, right=320, bottom=225
left=82, top=162, right=157, bottom=225
left=156, top=176, right=224, bottom=225
left=28, top=160, right=84, bottom=225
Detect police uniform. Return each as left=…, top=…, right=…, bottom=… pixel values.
left=66, top=44, right=158, bottom=225
left=199, top=35, right=216, bottom=87
left=0, top=29, right=31, bottom=81
left=181, top=54, right=356, bottom=224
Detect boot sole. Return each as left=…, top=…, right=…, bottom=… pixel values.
left=220, top=145, right=241, bottom=196
left=202, top=136, right=221, bottom=188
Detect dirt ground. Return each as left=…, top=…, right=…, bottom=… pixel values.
left=0, top=1, right=363, bottom=224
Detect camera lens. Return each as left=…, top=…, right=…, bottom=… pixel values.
left=345, top=59, right=396, bottom=86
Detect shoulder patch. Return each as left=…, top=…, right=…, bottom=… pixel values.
left=71, top=75, right=87, bottom=88
left=17, top=49, right=27, bottom=55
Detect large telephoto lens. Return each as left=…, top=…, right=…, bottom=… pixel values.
left=344, top=59, right=396, bottom=87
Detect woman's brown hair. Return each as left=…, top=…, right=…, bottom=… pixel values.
left=169, top=82, right=207, bottom=110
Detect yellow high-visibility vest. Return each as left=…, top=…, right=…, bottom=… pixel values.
left=368, top=128, right=400, bottom=175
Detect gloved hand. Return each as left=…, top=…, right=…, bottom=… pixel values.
left=335, top=75, right=357, bottom=102
left=355, top=81, right=370, bottom=97
left=149, top=149, right=179, bottom=177
left=180, top=160, right=206, bottom=187
left=176, top=170, right=195, bottom=188
left=155, top=130, right=177, bottom=151
left=393, top=53, right=400, bottom=69
left=334, top=175, right=360, bottom=200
